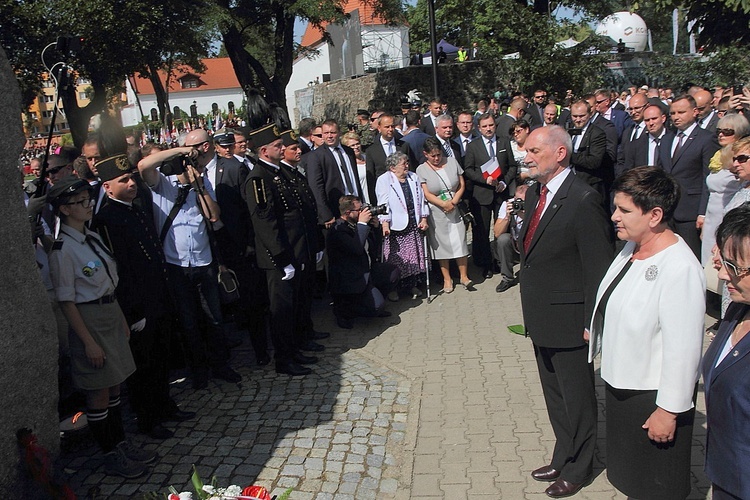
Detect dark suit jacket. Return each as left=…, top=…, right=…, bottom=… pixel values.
left=570, top=124, right=612, bottom=189
left=463, top=136, right=517, bottom=205
left=306, top=143, right=365, bottom=224
left=619, top=125, right=650, bottom=176
left=437, top=137, right=462, bottom=167
left=593, top=115, right=618, bottom=165
left=557, top=108, right=571, bottom=129
left=420, top=115, right=438, bottom=136
left=453, top=133, right=479, bottom=158
left=402, top=129, right=430, bottom=165
left=702, top=302, right=750, bottom=499
left=657, top=125, right=719, bottom=222
left=366, top=137, right=415, bottom=178
left=494, top=114, right=517, bottom=140
left=215, top=156, right=251, bottom=260
left=518, top=171, right=614, bottom=347
left=94, top=200, right=171, bottom=324
left=326, top=218, right=372, bottom=295
left=525, top=103, right=544, bottom=128
left=604, top=108, right=633, bottom=141
left=298, top=137, right=312, bottom=155
left=701, top=112, right=719, bottom=134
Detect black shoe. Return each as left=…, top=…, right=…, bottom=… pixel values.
left=162, top=409, right=196, bottom=422
left=212, top=366, right=242, bottom=383
left=300, top=340, right=325, bottom=352
left=336, top=316, right=353, bottom=329
left=192, top=370, right=209, bottom=390
left=495, top=279, right=514, bottom=293
left=310, top=330, right=331, bottom=340
left=293, top=352, right=319, bottom=365
left=375, top=309, right=392, bottom=317
left=275, top=361, right=312, bottom=376
left=140, top=424, right=174, bottom=440
left=257, top=354, right=271, bottom=366
left=483, top=268, right=494, bottom=279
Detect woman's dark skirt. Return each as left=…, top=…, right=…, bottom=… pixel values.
left=606, top=384, right=696, bottom=500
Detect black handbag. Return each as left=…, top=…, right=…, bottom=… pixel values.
left=217, top=268, right=240, bottom=304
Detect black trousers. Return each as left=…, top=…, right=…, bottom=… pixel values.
left=265, top=268, right=300, bottom=363
left=224, top=255, right=269, bottom=360
left=469, top=199, right=499, bottom=270
left=672, top=220, right=701, bottom=260
left=533, top=343, right=597, bottom=484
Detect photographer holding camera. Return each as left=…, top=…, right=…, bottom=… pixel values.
left=327, top=196, right=398, bottom=329
left=492, top=180, right=531, bottom=293
left=137, top=133, right=241, bottom=390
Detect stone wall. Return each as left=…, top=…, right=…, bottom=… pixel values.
left=0, top=46, right=60, bottom=497
left=294, top=60, right=498, bottom=125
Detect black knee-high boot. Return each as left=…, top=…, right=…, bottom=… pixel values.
left=87, top=408, right=115, bottom=452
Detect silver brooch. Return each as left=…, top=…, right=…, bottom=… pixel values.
left=645, top=265, right=658, bottom=281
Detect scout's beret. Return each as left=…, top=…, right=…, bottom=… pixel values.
left=47, top=177, right=93, bottom=207
left=95, top=154, right=134, bottom=182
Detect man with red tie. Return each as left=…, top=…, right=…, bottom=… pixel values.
left=518, top=125, right=614, bottom=498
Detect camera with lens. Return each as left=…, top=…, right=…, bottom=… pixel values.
left=160, top=154, right=194, bottom=176
left=363, top=203, right=388, bottom=216
left=510, top=198, right=525, bottom=214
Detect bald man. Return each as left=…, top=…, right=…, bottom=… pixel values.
left=543, top=104, right=559, bottom=126
left=694, top=89, right=719, bottom=133
left=495, top=97, right=527, bottom=140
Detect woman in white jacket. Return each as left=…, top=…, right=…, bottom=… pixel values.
left=587, top=166, right=705, bottom=500
left=376, top=152, right=429, bottom=300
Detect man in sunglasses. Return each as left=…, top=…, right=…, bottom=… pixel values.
left=657, top=94, right=721, bottom=259
left=618, top=93, right=650, bottom=177
left=694, top=89, right=720, bottom=134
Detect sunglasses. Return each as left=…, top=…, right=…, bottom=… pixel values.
left=64, top=198, right=95, bottom=208
left=720, top=253, right=750, bottom=278
left=717, top=128, right=736, bottom=136
left=733, top=154, right=750, bottom=163
left=311, top=133, right=323, bottom=138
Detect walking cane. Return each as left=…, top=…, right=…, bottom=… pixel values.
left=423, top=233, right=432, bottom=303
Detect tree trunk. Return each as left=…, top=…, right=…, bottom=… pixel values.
left=147, top=65, right=169, bottom=123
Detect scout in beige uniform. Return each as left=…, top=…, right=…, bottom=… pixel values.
left=47, top=176, right=155, bottom=478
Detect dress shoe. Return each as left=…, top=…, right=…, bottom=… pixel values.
left=310, top=330, right=330, bottom=340
left=458, top=280, right=476, bottom=291
left=531, top=465, right=561, bottom=482
left=387, top=291, right=399, bottom=302
left=545, top=478, right=586, bottom=498
left=275, top=361, right=312, bottom=376
left=300, top=340, right=325, bottom=352
left=294, top=352, right=319, bottom=364
left=495, top=278, right=515, bottom=293
left=140, top=423, right=174, bottom=440
left=257, top=354, right=271, bottom=366
left=483, top=268, right=494, bottom=279
left=336, top=316, right=353, bottom=329
left=162, top=409, right=196, bottom=422
left=442, top=280, right=454, bottom=294
left=212, top=366, right=242, bottom=383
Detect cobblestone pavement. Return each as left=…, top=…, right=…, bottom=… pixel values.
left=59, top=271, right=713, bottom=499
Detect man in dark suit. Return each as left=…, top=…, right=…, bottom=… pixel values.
left=420, top=99, right=443, bottom=136
left=297, top=117, right=317, bottom=155
left=616, top=93, right=649, bottom=177
left=434, top=114, right=462, bottom=164
left=306, top=119, right=364, bottom=229
left=657, top=94, right=720, bottom=258
left=453, top=111, right=478, bottom=157
left=695, top=89, right=720, bottom=133
left=526, top=89, right=547, bottom=129
left=366, top=113, right=414, bottom=177
left=496, top=97, right=527, bottom=140
left=594, top=89, right=633, bottom=141
left=519, top=125, right=614, bottom=498
left=583, top=94, right=619, bottom=167
left=401, top=110, right=430, bottom=166
left=212, top=130, right=270, bottom=366
left=327, top=195, right=396, bottom=329
left=243, top=124, right=318, bottom=376
left=569, top=100, right=611, bottom=204
left=464, top=113, right=517, bottom=278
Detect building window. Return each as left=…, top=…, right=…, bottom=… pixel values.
left=77, top=77, right=91, bottom=85
left=29, top=112, right=38, bottom=120
left=41, top=79, right=54, bottom=88
left=42, top=110, right=54, bottom=118
left=43, top=95, right=55, bottom=103
left=78, top=91, right=90, bottom=100
left=181, top=77, right=199, bottom=89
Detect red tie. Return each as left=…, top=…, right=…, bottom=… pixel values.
left=523, top=185, right=549, bottom=253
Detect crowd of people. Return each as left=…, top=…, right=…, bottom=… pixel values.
left=20, top=82, right=750, bottom=499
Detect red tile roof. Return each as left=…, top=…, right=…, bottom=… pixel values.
left=300, top=0, right=390, bottom=47
left=128, top=58, right=240, bottom=96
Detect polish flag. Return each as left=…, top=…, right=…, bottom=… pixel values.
left=480, top=158, right=500, bottom=180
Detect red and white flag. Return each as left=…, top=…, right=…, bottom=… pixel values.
left=480, top=158, right=500, bottom=180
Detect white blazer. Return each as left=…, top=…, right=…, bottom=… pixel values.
left=588, top=236, right=705, bottom=413
left=375, top=171, right=429, bottom=231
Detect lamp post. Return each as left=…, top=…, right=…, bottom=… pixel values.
left=427, top=0, right=439, bottom=99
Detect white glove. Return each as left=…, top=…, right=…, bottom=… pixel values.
left=282, top=264, right=296, bottom=281
left=316, top=251, right=324, bottom=264
left=130, top=318, right=146, bottom=332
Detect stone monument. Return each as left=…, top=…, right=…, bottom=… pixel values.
left=0, top=46, right=60, bottom=496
